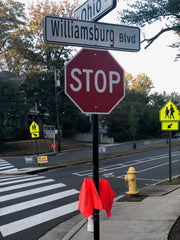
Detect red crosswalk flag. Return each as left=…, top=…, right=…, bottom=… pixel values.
left=99, top=178, right=115, bottom=218
left=78, top=178, right=103, bottom=219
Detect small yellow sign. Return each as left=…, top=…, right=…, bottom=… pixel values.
left=29, top=121, right=39, bottom=133
left=37, top=156, right=48, bottom=163
left=161, top=122, right=179, bottom=131
left=159, top=101, right=180, bottom=122
left=31, top=132, right=39, bottom=138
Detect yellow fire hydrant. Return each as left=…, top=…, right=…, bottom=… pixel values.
left=124, top=166, right=139, bottom=195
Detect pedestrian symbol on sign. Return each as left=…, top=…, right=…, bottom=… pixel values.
left=165, top=105, right=175, bottom=119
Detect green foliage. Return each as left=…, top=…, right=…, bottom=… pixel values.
left=0, top=79, right=27, bottom=143
left=107, top=84, right=180, bottom=142
left=0, top=0, right=25, bottom=50
left=0, top=0, right=78, bottom=73
left=22, top=70, right=91, bottom=138
left=118, top=0, right=180, bottom=58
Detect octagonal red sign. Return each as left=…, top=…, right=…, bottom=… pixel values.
left=65, top=49, right=125, bottom=114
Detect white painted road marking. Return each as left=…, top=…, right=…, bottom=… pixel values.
left=0, top=158, right=17, bottom=172
left=0, top=201, right=79, bottom=237
left=0, top=189, right=79, bottom=216
left=72, top=152, right=180, bottom=178
left=0, top=174, right=80, bottom=238
left=0, top=183, right=66, bottom=202
left=0, top=179, right=55, bottom=192
left=116, top=159, right=180, bottom=178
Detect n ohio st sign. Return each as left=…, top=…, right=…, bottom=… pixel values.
left=65, top=49, right=125, bottom=114
left=74, top=0, right=117, bottom=22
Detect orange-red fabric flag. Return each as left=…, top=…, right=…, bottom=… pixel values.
left=99, top=178, right=115, bottom=218
left=78, top=178, right=102, bottom=219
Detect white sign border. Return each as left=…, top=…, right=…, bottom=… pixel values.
left=44, top=16, right=141, bottom=52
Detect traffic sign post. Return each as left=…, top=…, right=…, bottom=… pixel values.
left=159, top=100, right=180, bottom=182
left=65, top=48, right=125, bottom=240
left=29, top=121, right=40, bottom=157
left=44, top=2, right=130, bottom=239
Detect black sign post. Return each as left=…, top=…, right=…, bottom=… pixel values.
left=93, top=114, right=100, bottom=240
left=169, top=131, right=172, bottom=182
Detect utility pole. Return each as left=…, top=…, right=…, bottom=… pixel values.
left=54, top=70, right=61, bottom=153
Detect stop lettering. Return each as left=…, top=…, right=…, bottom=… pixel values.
left=65, top=49, right=125, bottom=114
left=70, top=68, right=120, bottom=93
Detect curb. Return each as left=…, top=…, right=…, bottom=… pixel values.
left=62, top=218, right=87, bottom=240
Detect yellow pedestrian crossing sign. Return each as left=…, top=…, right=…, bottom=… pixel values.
left=29, top=121, right=39, bottom=138
left=159, top=101, right=180, bottom=122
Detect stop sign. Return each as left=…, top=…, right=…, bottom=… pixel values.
left=65, top=49, right=125, bottom=114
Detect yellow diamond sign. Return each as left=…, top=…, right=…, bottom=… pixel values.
left=159, top=101, right=180, bottom=122
left=29, top=121, right=39, bottom=133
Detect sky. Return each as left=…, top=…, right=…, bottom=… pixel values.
left=17, top=0, right=179, bottom=94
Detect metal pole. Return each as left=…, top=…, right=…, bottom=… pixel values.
left=169, top=131, right=172, bottom=182
left=35, top=138, right=40, bottom=166
left=93, top=114, right=100, bottom=240
left=54, top=70, right=61, bottom=153
left=35, top=138, right=39, bottom=156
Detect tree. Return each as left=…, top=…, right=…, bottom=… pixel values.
left=125, top=72, right=154, bottom=95
left=0, top=79, right=27, bottom=144
left=130, top=73, right=154, bottom=95
left=118, top=0, right=180, bottom=60
left=0, top=0, right=25, bottom=70
left=1, top=0, right=79, bottom=73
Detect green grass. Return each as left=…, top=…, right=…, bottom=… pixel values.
left=118, top=194, right=147, bottom=202
left=157, top=176, right=180, bottom=185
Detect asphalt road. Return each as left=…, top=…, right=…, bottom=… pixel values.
left=2, top=138, right=171, bottom=169
left=0, top=144, right=179, bottom=240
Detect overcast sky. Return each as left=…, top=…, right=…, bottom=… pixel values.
left=18, top=0, right=179, bottom=94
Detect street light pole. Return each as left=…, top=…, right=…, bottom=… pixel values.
left=54, top=70, right=61, bottom=153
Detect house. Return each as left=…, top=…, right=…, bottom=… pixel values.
left=0, top=71, right=26, bottom=88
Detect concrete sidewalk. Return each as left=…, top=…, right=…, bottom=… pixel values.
left=40, top=185, right=180, bottom=240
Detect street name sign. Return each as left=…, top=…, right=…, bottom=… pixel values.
left=65, top=48, right=125, bottom=114
left=74, top=0, right=117, bottom=22
left=44, top=16, right=140, bottom=52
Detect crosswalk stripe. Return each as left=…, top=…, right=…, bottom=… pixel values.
left=0, top=159, right=17, bottom=172
left=0, top=165, right=16, bottom=170
left=0, top=189, right=79, bottom=216
left=0, top=201, right=79, bottom=237
left=0, top=183, right=66, bottom=202
left=0, top=175, right=16, bottom=179
left=0, top=175, right=36, bottom=183
left=0, top=160, right=8, bottom=164
left=1, top=176, right=45, bottom=186
left=0, top=163, right=11, bottom=167
left=0, top=179, right=55, bottom=193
